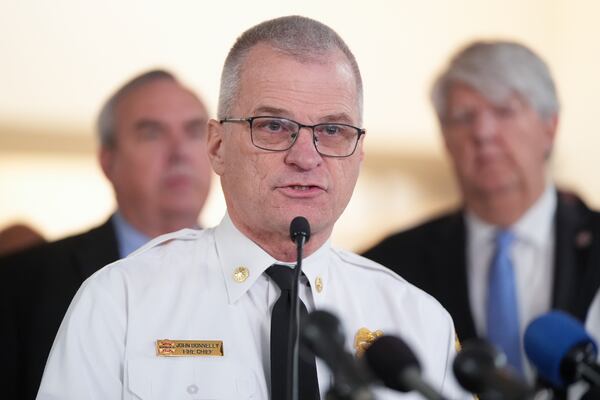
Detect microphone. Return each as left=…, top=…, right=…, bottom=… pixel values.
left=287, top=216, right=311, bottom=400
left=363, top=335, right=448, bottom=400
left=301, top=310, right=375, bottom=400
left=290, top=216, right=310, bottom=246
left=524, top=311, right=600, bottom=389
left=453, top=339, right=533, bottom=400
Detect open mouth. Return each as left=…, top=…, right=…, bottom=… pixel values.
left=290, top=185, right=314, bottom=190
left=278, top=184, right=326, bottom=197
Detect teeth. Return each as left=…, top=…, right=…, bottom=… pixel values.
left=293, top=186, right=309, bottom=190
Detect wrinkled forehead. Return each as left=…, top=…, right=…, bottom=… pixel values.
left=236, top=44, right=361, bottom=119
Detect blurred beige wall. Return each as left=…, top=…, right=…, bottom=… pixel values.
left=1, top=0, right=599, bottom=251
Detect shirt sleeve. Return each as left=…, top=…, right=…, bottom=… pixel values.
left=37, top=269, right=128, bottom=399
left=439, top=324, right=475, bottom=400
left=586, top=289, right=600, bottom=346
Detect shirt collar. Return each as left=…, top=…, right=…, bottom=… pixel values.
left=465, top=184, right=557, bottom=247
left=215, top=212, right=332, bottom=304
left=512, top=184, right=556, bottom=246
left=112, top=211, right=151, bottom=257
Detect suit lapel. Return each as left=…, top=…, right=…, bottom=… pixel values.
left=72, top=217, right=120, bottom=280
left=552, top=193, right=600, bottom=320
left=430, top=211, right=478, bottom=341
left=552, top=195, right=579, bottom=312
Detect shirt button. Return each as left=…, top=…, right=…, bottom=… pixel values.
left=187, top=384, right=199, bottom=395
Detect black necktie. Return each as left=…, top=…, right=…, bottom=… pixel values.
left=266, top=265, right=320, bottom=400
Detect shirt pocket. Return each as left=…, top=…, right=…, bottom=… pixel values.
left=125, top=356, right=257, bottom=399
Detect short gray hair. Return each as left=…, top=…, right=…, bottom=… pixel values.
left=431, top=40, right=560, bottom=122
left=217, top=15, right=363, bottom=123
left=97, top=69, right=177, bottom=148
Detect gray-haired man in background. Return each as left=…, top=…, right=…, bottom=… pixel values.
left=364, top=41, right=600, bottom=395
left=0, top=69, right=212, bottom=400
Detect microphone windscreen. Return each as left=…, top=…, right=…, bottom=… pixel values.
left=524, top=311, right=598, bottom=387
left=290, top=216, right=311, bottom=243
left=301, top=310, right=345, bottom=359
left=453, top=338, right=532, bottom=399
left=453, top=339, right=499, bottom=393
left=364, top=335, right=421, bottom=392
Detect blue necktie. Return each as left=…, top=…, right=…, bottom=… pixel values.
left=486, top=230, right=524, bottom=374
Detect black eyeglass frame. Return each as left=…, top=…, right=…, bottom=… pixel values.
left=219, top=116, right=366, bottom=158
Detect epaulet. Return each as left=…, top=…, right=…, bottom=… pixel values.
left=335, top=248, right=407, bottom=282
left=127, top=228, right=202, bottom=258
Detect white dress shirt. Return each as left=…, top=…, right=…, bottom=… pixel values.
left=466, top=184, right=556, bottom=379
left=585, top=289, right=600, bottom=346
left=112, top=211, right=150, bottom=258
left=566, top=289, right=600, bottom=399
left=38, top=213, right=468, bottom=400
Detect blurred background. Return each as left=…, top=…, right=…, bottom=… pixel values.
left=1, top=0, right=599, bottom=252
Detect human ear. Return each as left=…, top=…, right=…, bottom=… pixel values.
left=207, top=119, right=226, bottom=176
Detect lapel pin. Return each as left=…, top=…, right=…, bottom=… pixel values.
left=233, top=266, right=249, bottom=283
left=575, top=231, right=592, bottom=248
left=315, top=276, right=323, bottom=293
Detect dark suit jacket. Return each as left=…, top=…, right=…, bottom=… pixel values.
left=0, top=218, right=120, bottom=400
left=362, top=192, right=600, bottom=343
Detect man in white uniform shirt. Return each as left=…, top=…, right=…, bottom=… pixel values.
left=587, top=291, right=600, bottom=343
left=38, top=16, right=466, bottom=399
left=577, top=290, right=600, bottom=398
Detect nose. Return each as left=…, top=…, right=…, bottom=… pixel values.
left=284, top=127, right=322, bottom=170
left=168, top=129, right=191, bottom=162
left=471, top=110, right=499, bottom=144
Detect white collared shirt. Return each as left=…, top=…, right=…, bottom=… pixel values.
left=466, top=184, right=557, bottom=379
left=112, top=211, right=151, bottom=258
left=585, top=290, right=600, bottom=345
left=38, top=213, right=468, bottom=400
left=567, top=290, right=600, bottom=399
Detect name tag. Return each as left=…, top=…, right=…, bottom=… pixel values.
left=156, top=340, right=224, bottom=357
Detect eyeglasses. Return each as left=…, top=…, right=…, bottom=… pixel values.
left=219, top=116, right=366, bottom=158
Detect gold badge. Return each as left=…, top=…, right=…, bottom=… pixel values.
left=156, top=340, right=224, bottom=357
left=233, top=266, right=249, bottom=283
left=354, top=327, right=383, bottom=357
left=315, top=276, right=323, bottom=293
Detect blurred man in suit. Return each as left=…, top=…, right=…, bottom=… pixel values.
left=0, top=69, right=212, bottom=399
left=364, top=41, right=600, bottom=385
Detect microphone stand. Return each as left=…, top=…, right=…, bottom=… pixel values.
left=288, top=217, right=309, bottom=400
left=289, top=233, right=305, bottom=400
